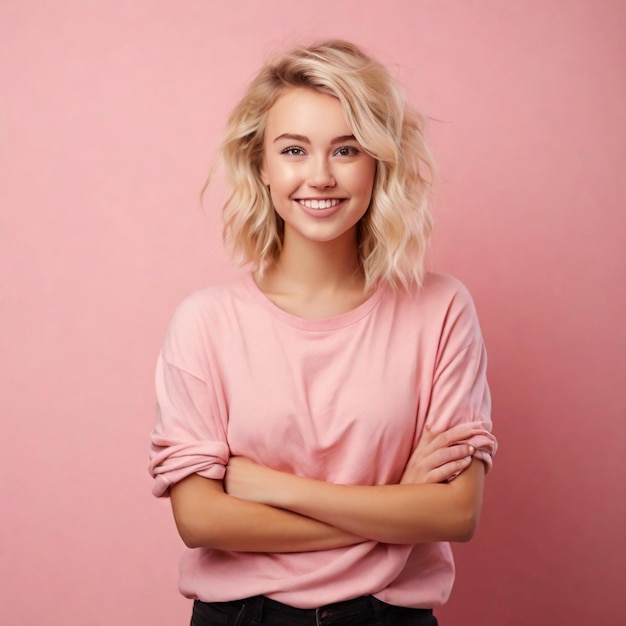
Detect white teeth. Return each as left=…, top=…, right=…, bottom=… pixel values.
left=299, top=199, right=340, bottom=210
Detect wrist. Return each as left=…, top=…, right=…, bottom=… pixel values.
left=270, top=470, right=302, bottom=509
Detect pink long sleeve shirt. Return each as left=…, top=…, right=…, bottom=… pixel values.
left=149, top=272, right=497, bottom=609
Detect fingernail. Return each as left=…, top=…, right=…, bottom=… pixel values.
left=469, top=446, right=475, bottom=454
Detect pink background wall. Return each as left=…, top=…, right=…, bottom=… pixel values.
left=1, top=1, right=624, bottom=624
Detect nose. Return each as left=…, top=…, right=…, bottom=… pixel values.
left=307, top=156, right=336, bottom=189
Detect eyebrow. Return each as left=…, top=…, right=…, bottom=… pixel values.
left=273, top=133, right=357, bottom=144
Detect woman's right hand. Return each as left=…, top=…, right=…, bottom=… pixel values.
left=400, top=423, right=478, bottom=485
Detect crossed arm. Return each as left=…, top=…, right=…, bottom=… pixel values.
left=169, top=424, right=484, bottom=552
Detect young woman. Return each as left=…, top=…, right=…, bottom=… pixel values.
left=150, top=40, right=497, bottom=626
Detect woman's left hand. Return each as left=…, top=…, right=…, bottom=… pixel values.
left=400, top=423, right=477, bottom=485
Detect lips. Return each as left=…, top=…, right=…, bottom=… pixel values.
left=297, top=198, right=342, bottom=210
left=294, top=197, right=346, bottom=219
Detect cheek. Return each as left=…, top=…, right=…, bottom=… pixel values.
left=351, top=164, right=376, bottom=198
left=264, top=161, right=298, bottom=190
left=267, top=181, right=293, bottom=217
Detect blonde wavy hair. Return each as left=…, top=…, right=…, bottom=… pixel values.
left=215, top=40, right=435, bottom=289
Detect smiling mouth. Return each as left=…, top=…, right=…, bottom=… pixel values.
left=297, top=199, right=343, bottom=210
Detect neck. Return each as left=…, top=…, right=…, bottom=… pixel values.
left=261, top=228, right=365, bottom=297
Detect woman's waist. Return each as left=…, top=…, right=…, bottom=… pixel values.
left=180, top=541, right=452, bottom=609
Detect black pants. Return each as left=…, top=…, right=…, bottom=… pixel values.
left=191, top=595, right=438, bottom=626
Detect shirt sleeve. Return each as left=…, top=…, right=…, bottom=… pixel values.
left=424, top=284, right=497, bottom=471
left=149, top=295, right=230, bottom=497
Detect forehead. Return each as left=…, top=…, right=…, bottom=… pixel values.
left=264, top=87, right=353, bottom=141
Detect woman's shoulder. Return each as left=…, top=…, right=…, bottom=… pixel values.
left=423, top=271, right=469, bottom=291
left=165, top=276, right=251, bottom=336
left=387, top=272, right=481, bottom=336
left=401, top=271, right=476, bottom=308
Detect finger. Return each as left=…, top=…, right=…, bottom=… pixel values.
left=429, top=455, right=473, bottom=484
left=426, top=423, right=483, bottom=448
left=438, top=444, right=475, bottom=464
left=407, top=441, right=474, bottom=469
left=418, top=423, right=438, bottom=447
left=414, top=423, right=452, bottom=455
